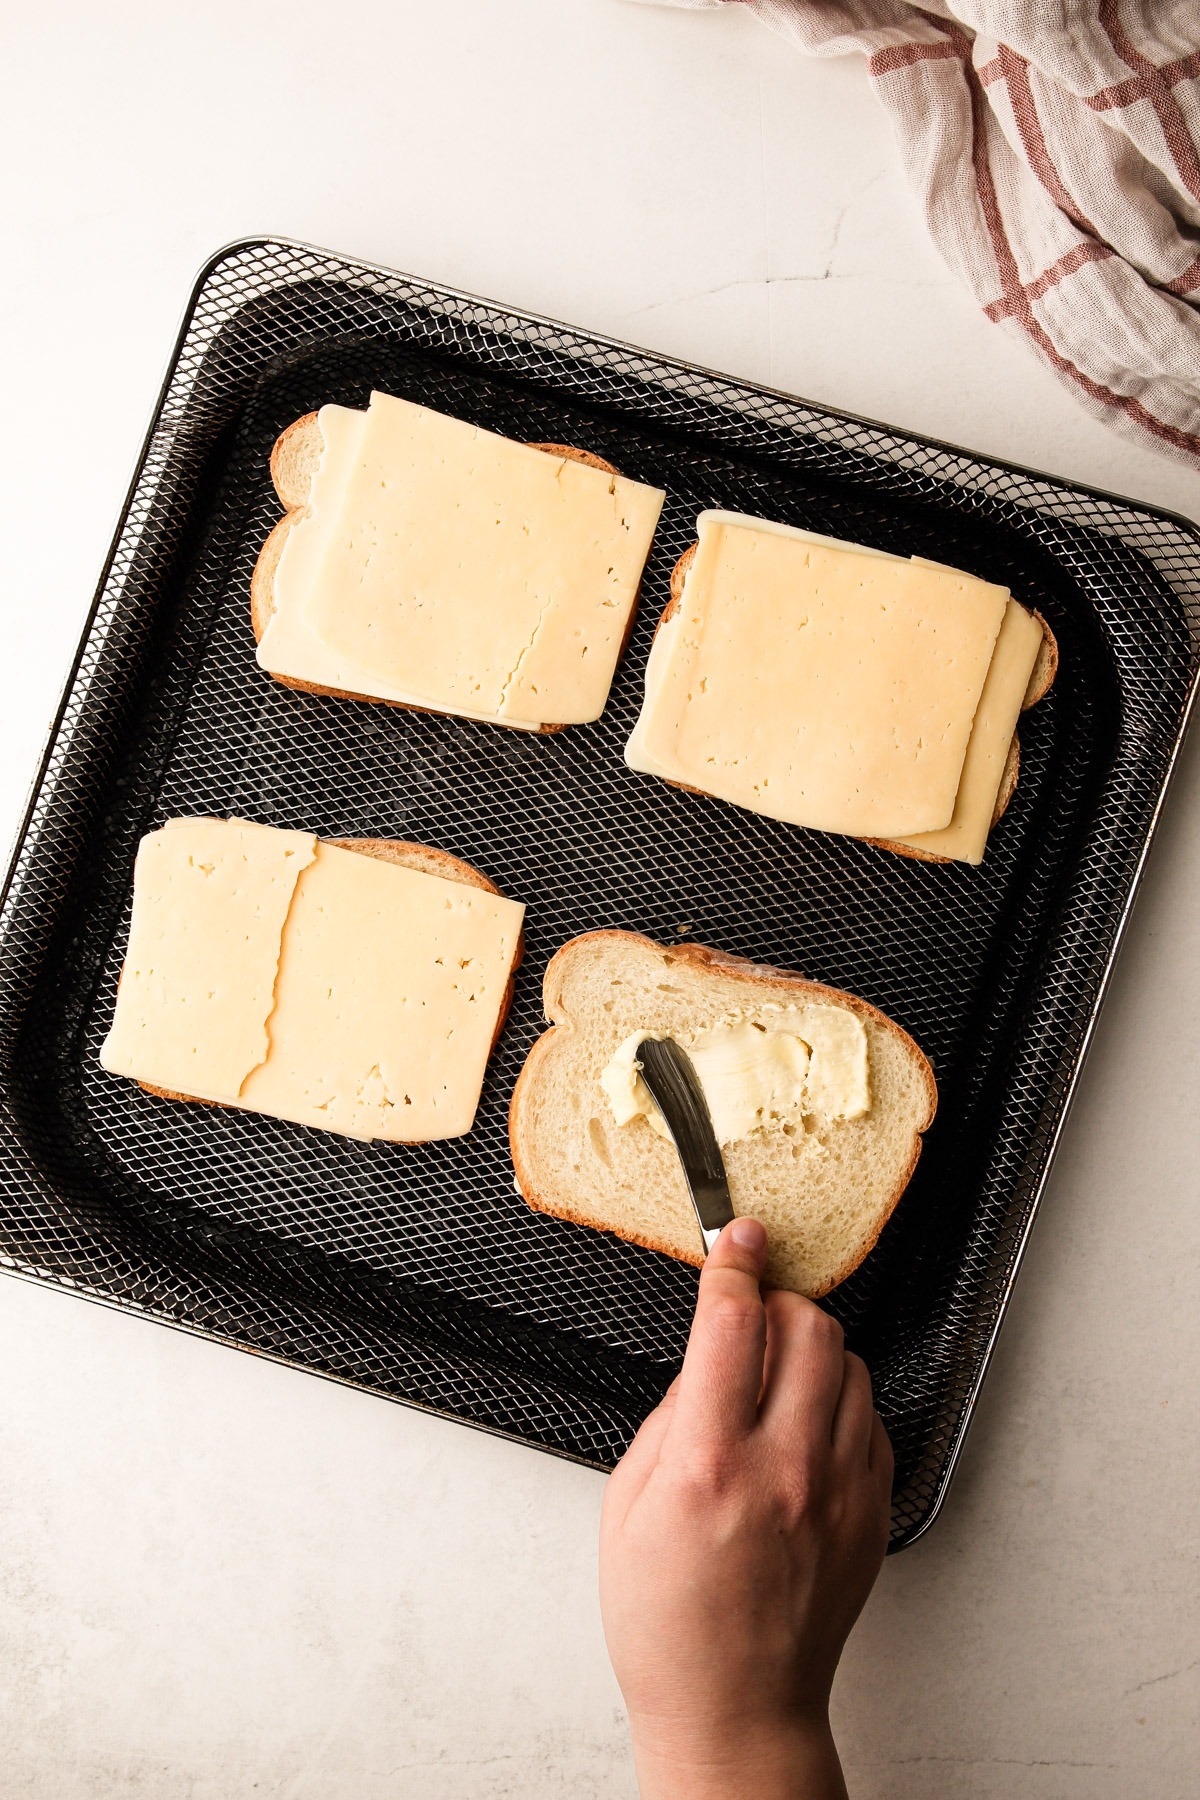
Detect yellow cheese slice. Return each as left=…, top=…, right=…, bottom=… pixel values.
left=260, top=399, right=543, bottom=728
left=100, top=820, right=525, bottom=1143
left=259, top=401, right=369, bottom=685
left=890, top=597, right=1044, bottom=864
left=240, top=841, right=523, bottom=1141
left=256, top=391, right=665, bottom=729
left=100, top=818, right=317, bottom=1103
left=257, top=402, right=538, bottom=723
left=626, top=512, right=1009, bottom=838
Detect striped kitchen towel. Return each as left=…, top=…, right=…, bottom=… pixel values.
left=629, top=1, right=1200, bottom=469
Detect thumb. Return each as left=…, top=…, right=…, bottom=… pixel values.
left=668, top=1217, right=769, bottom=1448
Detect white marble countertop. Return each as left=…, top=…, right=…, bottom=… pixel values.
left=2, top=3, right=1197, bottom=1795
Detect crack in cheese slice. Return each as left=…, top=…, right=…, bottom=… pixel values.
left=100, top=818, right=525, bottom=1142
left=256, top=392, right=665, bottom=730
left=626, top=512, right=1027, bottom=849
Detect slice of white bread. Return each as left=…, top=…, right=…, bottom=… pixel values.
left=510, top=931, right=936, bottom=1296
left=252, top=402, right=661, bottom=733
left=639, top=537, right=1058, bottom=865
left=109, top=827, right=523, bottom=1144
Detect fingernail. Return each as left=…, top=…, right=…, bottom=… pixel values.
left=729, top=1217, right=766, bottom=1253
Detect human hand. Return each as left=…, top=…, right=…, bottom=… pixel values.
left=599, top=1217, right=892, bottom=1799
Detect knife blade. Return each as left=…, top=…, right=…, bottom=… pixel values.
left=636, top=1036, right=736, bottom=1255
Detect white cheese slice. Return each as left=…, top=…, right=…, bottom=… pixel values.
left=100, top=818, right=317, bottom=1103
left=890, top=596, right=1044, bottom=865
left=256, top=391, right=664, bottom=729
left=625, top=516, right=905, bottom=779
left=259, top=402, right=547, bottom=728
left=100, top=820, right=525, bottom=1143
left=626, top=511, right=1009, bottom=837
left=239, top=841, right=523, bottom=1141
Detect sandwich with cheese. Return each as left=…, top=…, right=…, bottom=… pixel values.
left=624, top=513, right=1057, bottom=865
left=252, top=392, right=665, bottom=732
left=509, top=931, right=936, bottom=1297
left=100, top=817, right=525, bottom=1143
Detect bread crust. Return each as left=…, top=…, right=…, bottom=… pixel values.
left=523, top=442, right=616, bottom=475
left=270, top=410, right=324, bottom=510
left=138, top=835, right=523, bottom=1141
left=509, top=929, right=936, bottom=1295
left=251, top=415, right=636, bottom=734
left=648, top=541, right=1057, bottom=861
left=1023, top=610, right=1058, bottom=709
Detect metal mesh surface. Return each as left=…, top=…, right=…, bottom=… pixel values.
left=1, top=238, right=1197, bottom=1547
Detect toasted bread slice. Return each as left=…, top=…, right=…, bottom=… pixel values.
left=1023, top=613, right=1058, bottom=711
left=139, top=836, right=522, bottom=1142
left=251, top=415, right=630, bottom=734
left=654, top=542, right=1058, bottom=863
left=510, top=931, right=936, bottom=1297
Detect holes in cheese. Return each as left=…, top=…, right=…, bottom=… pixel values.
left=625, top=512, right=1046, bottom=861
left=100, top=818, right=525, bottom=1143
left=256, top=392, right=665, bottom=730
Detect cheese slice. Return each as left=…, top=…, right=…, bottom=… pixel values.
left=100, top=819, right=525, bottom=1143
left=100, top=818, right=317, bottom=1103
left=626, top=511, right=1009, bottom=837
left=891, top=597, right=1044, bottom=864
left=239, top=840, right=523, bottom=1140
left=256, top=391, right=665, bottom=729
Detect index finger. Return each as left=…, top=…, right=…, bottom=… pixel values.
left=668, top=1217, right=769, bottom=1449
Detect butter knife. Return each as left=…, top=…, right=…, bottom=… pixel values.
left=636, top=1036, right=736, bottom=1255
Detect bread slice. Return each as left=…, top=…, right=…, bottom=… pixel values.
left=251, top=415, right=634, bottom=735
left=510, top=931, right=936, bottom=1297
left=653, top=542, right=1058, bottom=865
left=138, top=836, right=522, bottom=1143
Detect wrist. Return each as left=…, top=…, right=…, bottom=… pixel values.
left=629, top=1708, right=847, bottom=1800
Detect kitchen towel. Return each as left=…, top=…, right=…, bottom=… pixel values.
left=630, top=1, right=1200, bottom=469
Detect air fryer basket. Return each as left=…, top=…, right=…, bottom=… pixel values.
left=0, top=239, right=1196, bottom=1548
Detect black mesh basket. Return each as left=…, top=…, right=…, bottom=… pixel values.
left=1, top=238, right=1196, bottom=1549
